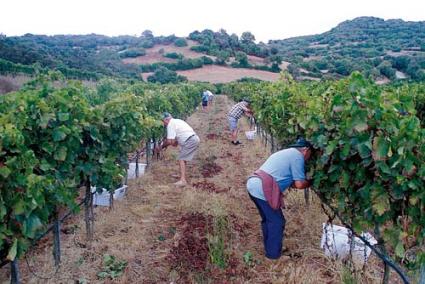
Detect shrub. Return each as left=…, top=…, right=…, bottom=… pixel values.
left=164, top=52, right=183, bottom=59
left=201, top=56, right=214, bottom=65
left=174, top=38, right=188, bottom=47
left=140, top=40, right=154, bottom=49
left=118, top=48, right=146, bottom=58
left=378, top=61, right=396, bottom=79
left=235, top=51, right=249, bottom=68
left=190, top=45, right=209, bottom=53
left=147, top=66, right=187, bottom=84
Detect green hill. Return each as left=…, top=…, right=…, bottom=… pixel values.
left=269, top=17, right=425, bottom=80
left=0, top=17, right=424, bottom=83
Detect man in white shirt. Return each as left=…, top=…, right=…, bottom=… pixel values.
left=160, top=112, right=200, bottom=186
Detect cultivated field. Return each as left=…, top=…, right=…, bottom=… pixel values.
left=0, top=96, right=403, bottom=283
left=122, top=40, right=215, bottom=65
left=176, top=65, right=281, bottom=83
left=247, top=55, right=266, bottom=66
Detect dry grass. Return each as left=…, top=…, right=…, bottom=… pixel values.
left=0, top=96, right=406, bottom=283
left=122, top=40, right=215, bottom=65
left=0, top=75, right=97, bottom=95
left=176, top=65, right=281, bottom=83
left=247, top=55, right=267, bottom=66
left=279, top=61, right=290, bottom=71
left=299, top=76, right=321, bottom=82
left=386, top=50, right=424, bottom=57
left=0, top=75, right=32, bottom=94
left=303, top=55, right=322, bottom=62
left=141, top=72, right=153, bottom=81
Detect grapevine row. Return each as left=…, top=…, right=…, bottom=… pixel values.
left=0, top=73, right=210, bottom=262
left=225, top=72, right=424, bottom=271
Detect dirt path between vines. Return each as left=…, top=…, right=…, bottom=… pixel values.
left=1, top=95, right=392, bottom=283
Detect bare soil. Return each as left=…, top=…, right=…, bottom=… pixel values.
left=386, top=50, right=424, bottom=57
left=0, top=96, right=404, bottom=283
left=176, top=65, right=281, bottom=83
left=247, top=55, right=266, bottom=66
left=279, top=61, right=290, bottom=70
left=303, top=55, right=322, bottom=62
left=141, top=72, right=153, bottom=81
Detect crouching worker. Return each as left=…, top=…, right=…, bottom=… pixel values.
left=246, top=137, right=312, bottom=259
left=228, top=98, right=253, bottom=145
left=160, top=112, right=200, bottom=187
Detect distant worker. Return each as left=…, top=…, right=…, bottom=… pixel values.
left=246, top=137, right=313, bottom=259
left=206, top=90, right=214, bottom=107
left=159, top=112, right=200, bottom=187
left=227, top=98, right=253, bottom=145
left=201, top=90, right=209, bottom=111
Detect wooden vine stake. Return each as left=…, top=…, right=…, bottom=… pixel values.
left=84, top=178, right=94, bottom=242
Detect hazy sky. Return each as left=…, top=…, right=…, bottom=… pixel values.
left=1, top=0, right=424, bottom=42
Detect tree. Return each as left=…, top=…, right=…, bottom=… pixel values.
left=287, top=64, right=300, bottom=78
left=378, top=61, right=396, bottom=79
left=334, top=59, right=354, bottom=76
left=241, top=31, right=255, bottom=44
left=229, top=33, right=239, bottom=49
left=235, top=51, right=249, bottom=67
left=215, top=50, right=230, bottom=65
left=269, top=55, right=282, bottom=65
left=392, top=56, right=410, bottom=71
left=215, top=29, right=231, bottom=49
left=141, top=30, right=154, bottom=39
left=174, top=38, right=188, bottom=47
left=147, top=66, right=187, bottom=84
left=271, top=47, right=279, bottom=55
left=268, top=55, right=282, bottom=72
left=406, top=62, right=425, bottom=80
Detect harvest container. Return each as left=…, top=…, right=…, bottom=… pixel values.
left=127, top=163, right=147, bottom=179
left=91, top=185, right=128, bottom=206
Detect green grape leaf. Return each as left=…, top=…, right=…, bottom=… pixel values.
left=357, top=143, right=371, bottom=159
left=373, top=136, right=389, bottom=160
left=53, top=128, right=67, bottom=142
left=395, top=242, right=405, bottom=258
left=39, top=159, right=52, bottom=171
left=372, top=194, right=390, bottom=216
left=23, top=214, right=43, bottom=238
left=0, top=166, right=11, bottom=178
left=54, top=147, right=67, bottom=161
left=13, top=200, right=26, bottom=215
left=58, top=112, right=69, bottom=122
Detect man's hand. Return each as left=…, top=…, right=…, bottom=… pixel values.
left=162, top=138, right=177, bottom=148
left=153, top=145, right=165, bottom=160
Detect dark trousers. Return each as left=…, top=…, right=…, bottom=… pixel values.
left=249, top=194, right=286, bottom=259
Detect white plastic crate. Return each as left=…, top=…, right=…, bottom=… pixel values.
left=91, top=185, right=128, bottom=206
left=245, top=130, right=256, bottom=140
left=127, top=163, right=147, bottom=179
left=320, top=223, right=377, bottom=266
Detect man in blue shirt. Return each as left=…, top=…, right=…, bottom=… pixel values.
left=247, top=138, right=313, bottom=259
left=201, top=91, right=209, bottom=111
